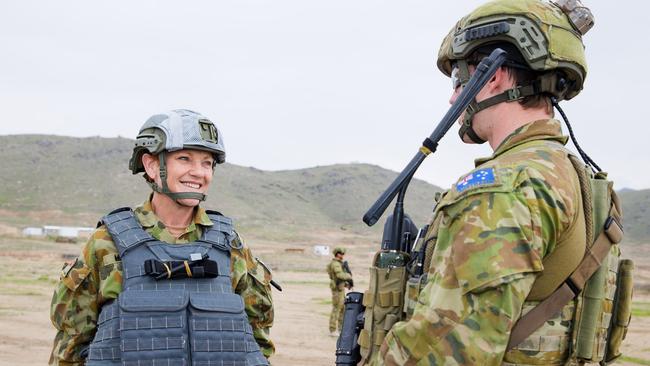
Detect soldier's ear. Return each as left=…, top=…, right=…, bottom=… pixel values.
left=142, top=153, right=160, bottom=182
left=491, top=67, right=513, bottom=94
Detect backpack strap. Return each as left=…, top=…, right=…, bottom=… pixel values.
left=526, top=153, right=592, bottom=301
left=506, top=185, right=623, bottom=351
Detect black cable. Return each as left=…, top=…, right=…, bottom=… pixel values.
left=551, top=97, right=602, bottom=172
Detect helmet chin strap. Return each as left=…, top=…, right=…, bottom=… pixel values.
left=146, top=151, right=208, bottom=204
left=459, top=102, right=487, bottom=144
left=456, top=60, right=563, bottom=145
left=456, top=60, right=487, bottom=144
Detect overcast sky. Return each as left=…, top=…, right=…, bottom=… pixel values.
left=1, top=1, right=647, bottom=190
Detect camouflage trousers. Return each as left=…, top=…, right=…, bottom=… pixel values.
left=329, top=289, right=345, bottom=332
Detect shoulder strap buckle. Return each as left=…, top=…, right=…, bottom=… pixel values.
left=604, top=216, right=624, bottom=244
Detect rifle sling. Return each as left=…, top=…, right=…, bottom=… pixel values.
left=506, top=203, right=622, bottom=351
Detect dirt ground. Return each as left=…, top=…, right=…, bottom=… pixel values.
left=0, top=234, right=648, bottom=365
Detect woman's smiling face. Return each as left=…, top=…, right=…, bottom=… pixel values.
left=147, top=149, right=215, bottom=207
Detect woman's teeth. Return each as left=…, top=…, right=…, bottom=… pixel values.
left=182, top=182, right=200, bottom=189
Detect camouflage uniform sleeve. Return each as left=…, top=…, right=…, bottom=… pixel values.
left=332, top=260, right=352, bottom=281
left=49, top=229, right=104, bottom=365
left=230, top=231, right=275, bottom=358
left=374, top=166, right=574, bottom=365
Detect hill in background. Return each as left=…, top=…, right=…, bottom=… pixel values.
left=0, top=135, right=440, bottom=241
left=0, top=134, right=647, bottom=243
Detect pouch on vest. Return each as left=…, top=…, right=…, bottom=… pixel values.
left=403, top=193, right=446, bottom=321
left=603, top=259, right=634, bottom=363
left=358, top=250, right=409, bottom=363
left=403, top=220, right=438, bottom=320
left=118, top=290, right=191, bottom=364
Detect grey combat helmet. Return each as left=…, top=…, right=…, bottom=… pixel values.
left=129, top=109, right=226, bottom=202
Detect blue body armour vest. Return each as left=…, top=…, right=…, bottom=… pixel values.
left=86, top=207, right=269, bottom=366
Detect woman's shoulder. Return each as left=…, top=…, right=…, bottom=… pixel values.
left=80, top=222, right=119, bottom=267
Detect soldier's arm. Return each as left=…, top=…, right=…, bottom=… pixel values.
left=49, top=233, right=103, bottom=365
left=230, top=232, right=275, bottom=358
left=332, top=261, right=352, bottom=281
left=375, top=170, right=572, bottom=365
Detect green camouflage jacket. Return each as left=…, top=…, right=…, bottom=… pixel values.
left=49, top=198, right=275, bottom=365
left=373, top=119, right=582, bottom=365
left=327, top=258, right=353, bottom=290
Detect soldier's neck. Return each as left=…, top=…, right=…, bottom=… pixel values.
left=484, top=103, right=553, bottom=150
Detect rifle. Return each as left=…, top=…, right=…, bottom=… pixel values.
left=335, top=48, right=507, bottom=365
left=342, top=260, right=354, bottom=289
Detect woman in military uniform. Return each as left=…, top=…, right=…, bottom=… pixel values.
left=49, top=110, right=274, bottom=365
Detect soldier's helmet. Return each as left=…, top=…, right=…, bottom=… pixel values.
left=129, top=109, right=226, bottom=174
left=437, top=0, right=593, bottom=101
left=129, top=109, right=226, bottom=202
left=333, top=247, right=346, bottom=256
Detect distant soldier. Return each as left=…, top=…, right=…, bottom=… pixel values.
left=49, top=110, right=275, bottom=365
left=327, top=246, right=353, bottom=336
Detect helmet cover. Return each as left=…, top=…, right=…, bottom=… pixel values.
left=129, top=109, right=226, bottom=174
left=437, top=0, right=590, bottom=100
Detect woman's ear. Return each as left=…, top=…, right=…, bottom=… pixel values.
left=142, top=153, right=159, bottom=182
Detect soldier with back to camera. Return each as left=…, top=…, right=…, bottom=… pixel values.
left=362, top=1, right=633, bottom=365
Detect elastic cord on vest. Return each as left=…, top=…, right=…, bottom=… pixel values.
left=163, top=262, right=172, bottom=279
left=144, top=256, right=220, bottom=280
left=551, top=97, right=602, bottom=173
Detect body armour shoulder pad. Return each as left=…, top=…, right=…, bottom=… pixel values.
left=100, top=208, right=154, bottom=256
left=100, top=207, right=237, bottom=255
left=201, top=210, right=235, bottom=252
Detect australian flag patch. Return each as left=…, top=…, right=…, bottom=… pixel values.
left=456, top=167, right=496, bottom=193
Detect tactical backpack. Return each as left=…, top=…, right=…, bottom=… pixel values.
left=357, top=153, right=633, bottom=365
left=504, top=155, right=633, bottom=364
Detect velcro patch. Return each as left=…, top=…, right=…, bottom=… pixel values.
left=456, top=167, right=496, bottom=193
